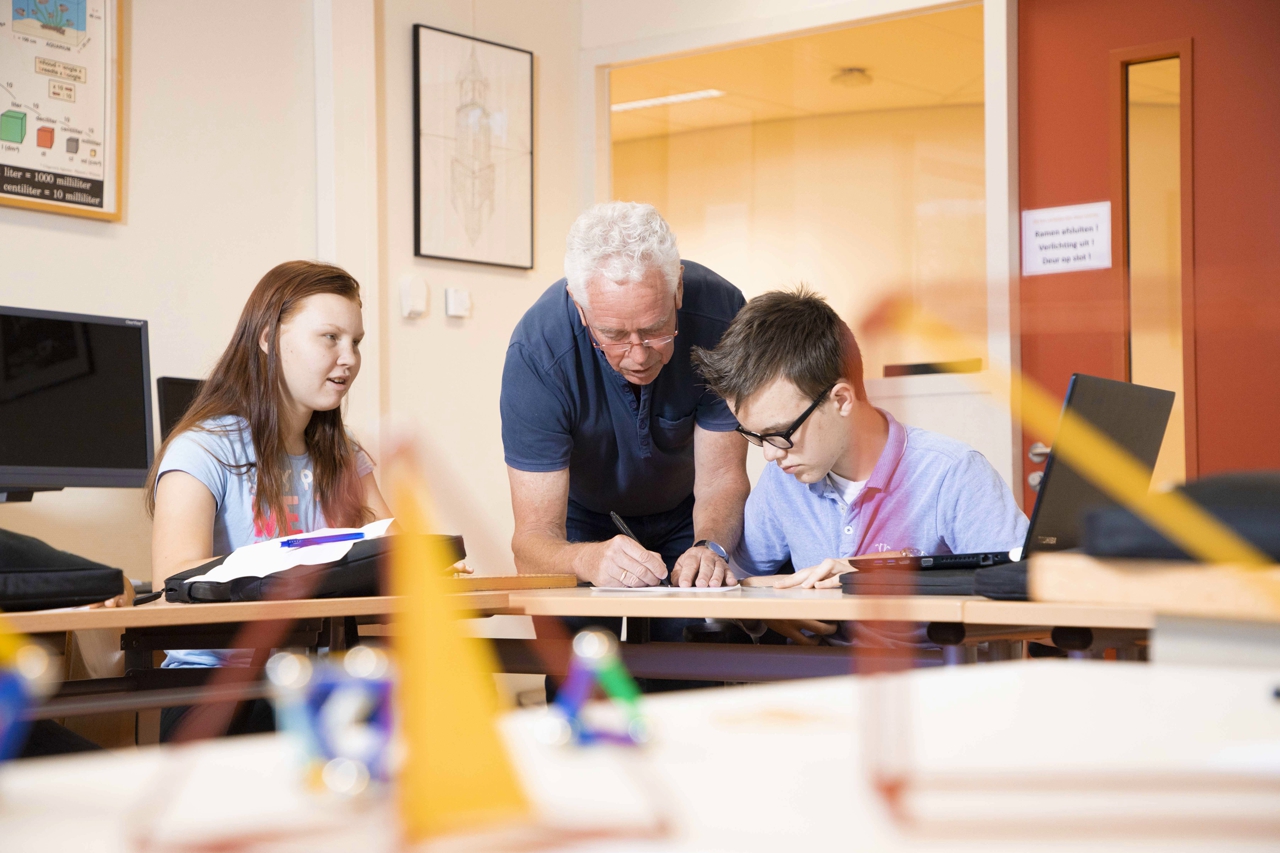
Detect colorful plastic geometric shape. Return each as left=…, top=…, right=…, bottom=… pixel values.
left=0, top=111, right=26, bottom=144
left=267, top=646, right=395, bottom=796
left=36, top=125, right=54, bottom=149
left=543, top=628, right=647, bottom=747
left=0, top=627, right=55, bottom=762
left=390, top=463, right=529, bottom=841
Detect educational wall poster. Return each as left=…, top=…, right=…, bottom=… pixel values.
left=1021, top=201, right=1112, bottom=276
left=0, top=0, right=122, bottom=220
left=414, top=25, right=533, bottom=269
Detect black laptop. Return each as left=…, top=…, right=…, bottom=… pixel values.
left=847, top=374, right=1176, bottom=572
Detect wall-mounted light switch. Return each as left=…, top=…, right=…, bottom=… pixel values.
left=400, top=275, right=428, bottom=319
left=444, top=287, right=472, bottom=319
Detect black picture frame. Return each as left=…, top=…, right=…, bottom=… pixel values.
left=412, top=24, right=534, bottom=270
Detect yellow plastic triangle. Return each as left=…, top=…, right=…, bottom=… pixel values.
left=390, top=468, right=529, bottom=841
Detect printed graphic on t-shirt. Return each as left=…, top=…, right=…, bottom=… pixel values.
left=251, top=469, right=309, bottom=540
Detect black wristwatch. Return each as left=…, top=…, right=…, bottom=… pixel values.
left=693, top=539, right=728, bottom=560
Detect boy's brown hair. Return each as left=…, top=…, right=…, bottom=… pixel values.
left=692, top=286, right=867, bottom=409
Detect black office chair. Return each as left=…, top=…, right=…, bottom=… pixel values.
left=156, top=377, right=203, bottom=441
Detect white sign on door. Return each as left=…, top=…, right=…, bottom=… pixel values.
left=1021, top=201, right=1112, bottom=276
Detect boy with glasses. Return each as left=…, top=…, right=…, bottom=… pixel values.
left=692, top=288, right=1026, bottom=640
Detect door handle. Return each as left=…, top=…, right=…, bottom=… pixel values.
left=1028, top=442, right=1051, bottom=464
left=1027, top=471, right=1044, bottom=491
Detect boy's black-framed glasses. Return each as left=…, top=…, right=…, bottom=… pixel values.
left=735, top=383, right=835, bottom=449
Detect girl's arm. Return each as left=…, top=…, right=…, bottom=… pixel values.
left=151, top=470, right=219, bottom=591
left=361, top=471, right=394, bottom=521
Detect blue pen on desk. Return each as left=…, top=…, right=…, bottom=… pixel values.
left=281, top=532, right=365, bottom=549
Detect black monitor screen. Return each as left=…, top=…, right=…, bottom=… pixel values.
left=0, top=307, right=152, bottom=485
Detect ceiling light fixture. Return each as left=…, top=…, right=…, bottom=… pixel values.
left=611, top=89, right=727, bottom=112
left=831, top=67, right=873, bottom=87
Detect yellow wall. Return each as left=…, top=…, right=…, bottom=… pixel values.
left=612, top=104, right=987, bottom=376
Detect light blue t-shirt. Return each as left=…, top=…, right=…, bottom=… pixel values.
left=158, top=416, right=373, bottom=667
left=733, top=410, right=1027, bottom=576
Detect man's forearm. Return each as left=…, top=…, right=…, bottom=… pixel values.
left=692, top=477, right=749, bottom=554
left=513, top=530, right=598, bottom=579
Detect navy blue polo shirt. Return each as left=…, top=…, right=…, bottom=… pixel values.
left=501, top=261, right=745, bottom=518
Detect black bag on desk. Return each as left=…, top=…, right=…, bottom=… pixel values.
left=1084, top=471, right=1280, bottom=561
left=164, top=534, right=465, bottom=603
left=0, top=528, right=126, bottom=611
left=841, top=568, right=978, bottom=596
left=974, top=560, right=1029, bottom=601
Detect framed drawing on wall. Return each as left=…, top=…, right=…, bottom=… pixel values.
left=413, top=24, right=533, bottom=269
left=0, top=0, right=125, bottom=221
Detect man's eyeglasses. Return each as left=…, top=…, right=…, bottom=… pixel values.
left=736, top=383, right=835, bottom=449
left=587, top=313, right=679, bottom=356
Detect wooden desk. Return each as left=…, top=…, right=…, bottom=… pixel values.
left=3, top=575, right=576, bottom=725
left=504, top=587, right=1155, bottom=630
left=4, top=591, right=510, bottom=635
left=4, top=574, right=575, bottom=634
left=505, top=586, right=968, bottom=622
left=4, top=661, right=1276, bottom=851
left=487, top=588, right=1156, bottom=678
left=961, top=598, right=1154, bottom=630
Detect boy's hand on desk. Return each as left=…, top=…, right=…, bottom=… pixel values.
left=773, top=558, right=853, bottom=589
left=671, top=545, right=737, bottom=588
left=451, top=560, right=474, bottom=575
left=763, top=619, right=838, bottom=646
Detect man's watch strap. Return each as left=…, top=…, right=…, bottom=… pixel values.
left=694, top=539, right=728, bottom=560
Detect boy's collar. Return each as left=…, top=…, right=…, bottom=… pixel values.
left=807, top=409, right=905, bottom=499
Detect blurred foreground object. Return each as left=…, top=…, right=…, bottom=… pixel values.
left=0, top=640, right=55, bottom=761
left=538, top=628, right=646, bottom=747
left=388, top=452, right=528, bottom=841
left=267, top=647, right=394, bottom=797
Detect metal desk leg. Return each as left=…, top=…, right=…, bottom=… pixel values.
left=625, top=617, right=651, bottom=644
left=986, top=639, right=1018, bottom=661
left=123, top=634, right=159, bottom=745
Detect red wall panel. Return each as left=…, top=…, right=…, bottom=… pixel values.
left=1019, top=0, right=1280, bottom=484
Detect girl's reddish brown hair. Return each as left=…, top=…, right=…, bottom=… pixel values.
left=146, top=261, right=372, bottom=532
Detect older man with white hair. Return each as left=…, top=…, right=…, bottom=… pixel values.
left=501, top=202, right=749, bottom=602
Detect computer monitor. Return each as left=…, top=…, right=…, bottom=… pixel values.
left=0, top=305, right=154, bottom=498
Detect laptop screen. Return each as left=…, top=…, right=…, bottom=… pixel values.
left=1022, top=374, right=1174, bottom=553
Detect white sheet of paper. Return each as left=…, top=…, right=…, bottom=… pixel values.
left=590, top=584, right=742, bottom=594
left=187, top=518, right=395, bottom=584
left=1021, top=200, right=1112, bottom=275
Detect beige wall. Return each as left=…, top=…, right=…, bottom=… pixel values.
left=0, top=1, right=319, bottom=579
left=612, top=104, right=988, bottom=379
left=0, top=1, right=587, bottom=582
left=378, top=0, right=583, bottom=577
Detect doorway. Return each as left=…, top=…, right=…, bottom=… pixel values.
left=607, top=4, right=988, bottom=380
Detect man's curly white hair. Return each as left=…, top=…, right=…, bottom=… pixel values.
left=564, top=202, right=680, bottom=306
